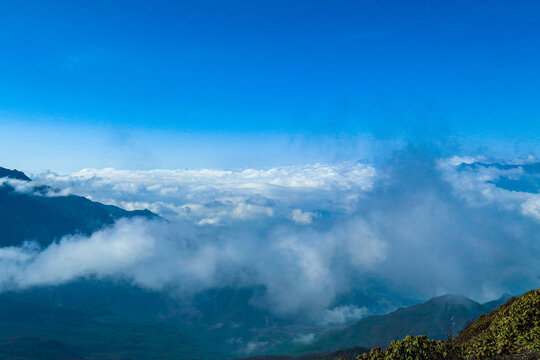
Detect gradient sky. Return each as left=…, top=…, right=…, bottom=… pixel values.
left=1, top=0, right=540, bottom=171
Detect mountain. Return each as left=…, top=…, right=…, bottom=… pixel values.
left=0, top=166, right=31, bottom=181
left=0, top=166, right=157, bottom=247
left=2, top=281, right=300, bottom=358
left=293, top=293, right=507, bottom=355
left=237, top=290, right=538, bottom=360
left=238, top=346, right=369, bottom=360
left=0, top=289, right=529, bottom=360
left=0, top=165, right=529, bottom=359
left=0, top=295, right=215, bottom=360
left=0, top=336, right=79, bottom=360
left=0, top=278, right=515, bottom=359
left=358, top=288, right=540, bottom=360
left=481, top=293, right=513, bottom=311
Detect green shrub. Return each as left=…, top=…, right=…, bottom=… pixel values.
left=357, top=335, right=449, bottom=360
left=456, top=289, right=540, bottom=359
left=355, top=288, right=540, bottom=360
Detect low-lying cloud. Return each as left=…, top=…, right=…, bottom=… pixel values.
left=319, top=305, right=369, bottom=325
left=33, top=162, right=376, bottom=225
left=1, top=148, right=540, bottom=321
left=0, top=219, right=155, bottom=289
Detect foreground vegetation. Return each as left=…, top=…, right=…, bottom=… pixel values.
left=356, top=288, right=539, bottom=360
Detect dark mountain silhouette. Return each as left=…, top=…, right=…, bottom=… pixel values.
left=482, top=293, right=513, bottom=311
left=0, top=336, right=79, bottom=360
left=0, top=295, right=211, bottom=359
left=0, top=166, right=157, bottom=247
left=0, top=166, right=31, bottom=181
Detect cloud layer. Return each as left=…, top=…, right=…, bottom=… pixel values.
left=33, top=162, right=376, bottom=225
left=1, top=149, right=540, bottom=322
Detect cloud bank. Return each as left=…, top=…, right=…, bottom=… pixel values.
left=33, top=162, right=376, bottom=225
left=1, top=148, right=540, bottom=321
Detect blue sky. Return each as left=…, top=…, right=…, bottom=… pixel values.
left=1, top=0, right=540, bottom=171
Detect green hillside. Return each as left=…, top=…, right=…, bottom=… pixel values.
left=357, top=288, right=540, bottom=360
left=455, top=288, right=540, bottom=359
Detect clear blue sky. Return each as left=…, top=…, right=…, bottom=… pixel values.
left=1, top=0, right=540, bottom=171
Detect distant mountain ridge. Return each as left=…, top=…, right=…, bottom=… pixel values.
left=0, top=166, right=31, bottom=181
left=0, top=166, right=157, bottom=247
left=292, top=293, right=513, bottom=355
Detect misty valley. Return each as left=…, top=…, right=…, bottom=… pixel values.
left=0, top=163, right=538, bottom=359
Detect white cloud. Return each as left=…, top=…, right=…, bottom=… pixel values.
left=2, top=154, right=540, bottom=320
left=293, top=333, right=315, bottom=344
left=31, top=162, right=376, bottom=225
left=0, top=218, right=154, bottom=289
left=242, top=341, right=269, bottom=354
left=319, top=305, right=369, bottom=325
left=0, top=178, right=37, bottom=195
left=0, top=216, right=387, bottom=319
left=291, top=209, right=318, bottom=225
left=438, top=157, right=540, bottom=220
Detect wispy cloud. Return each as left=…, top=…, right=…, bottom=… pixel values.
left=319, top=305, right=369, bottom=325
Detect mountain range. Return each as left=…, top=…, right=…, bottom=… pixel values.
left=0, top=166, right=530, bottom=359
left=0, top=287, right=519, bottom=360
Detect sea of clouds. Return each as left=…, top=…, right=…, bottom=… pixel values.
left=1, top=147, right=540, bottom=322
